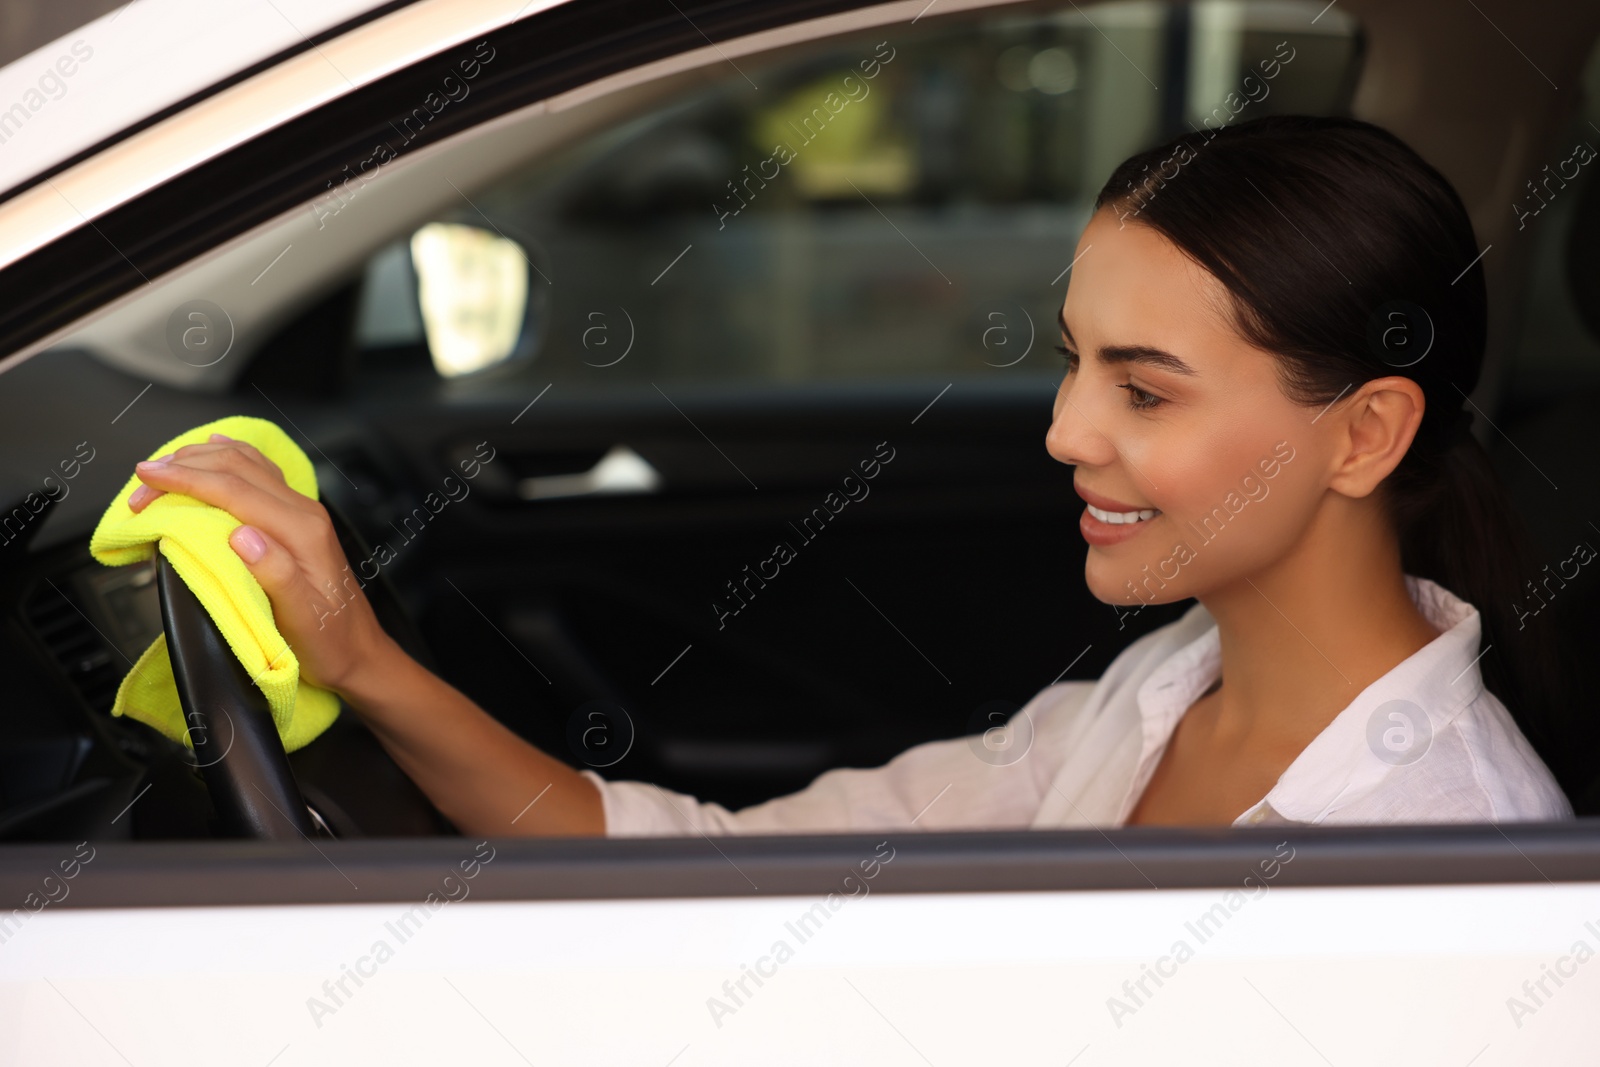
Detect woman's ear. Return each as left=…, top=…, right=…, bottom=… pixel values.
left=1326, top=376, right=1426, bottom=499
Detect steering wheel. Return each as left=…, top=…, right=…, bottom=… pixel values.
left=157, top=500, right=449, bottom=839
left=157, top=554, right=313, bottom=839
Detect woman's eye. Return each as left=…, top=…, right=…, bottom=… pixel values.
left=1056, top=343, right=1161, bottom=410
left=1118, top=383, right=1163, bottom=411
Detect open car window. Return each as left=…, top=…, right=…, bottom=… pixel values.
left=3, top=0, right=1593, bottom=840
left=4, top=0, right=1600, bottom=1058
left=23, top=0, right=1367, bottom=830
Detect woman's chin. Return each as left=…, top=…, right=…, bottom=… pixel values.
left=1082, top=558, right=1130, bottom=605
left=1084, top=557, right=1180, bottom=608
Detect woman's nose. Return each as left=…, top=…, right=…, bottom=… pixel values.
left=1046, top=383, right=1116, bottom=468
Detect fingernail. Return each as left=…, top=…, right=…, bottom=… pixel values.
left=136, top=461, right=168, bottom=470
left=129, top=485, right=152, bottom=508
left=209, top=434, right=231, bottom=443
left=232, top=525, right=267, bottom=563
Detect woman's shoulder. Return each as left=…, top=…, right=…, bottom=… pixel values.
left=1438, top=688, right=1574, bottom=820
left=1322, top=687, right=1573, bottom=825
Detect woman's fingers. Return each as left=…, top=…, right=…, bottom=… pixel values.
left=228, top=523, right=306, bottom=602
left=127, top=452, right=177, bottom=510
left=127, top=435, right=296, bottom=513
left=130, top=440, right=311, bottom=515
left=204, top=433, right=290, bottom=485
left=125, top=436, right=347, bottom=597
left=128, top=452, right=334, bottom=570
left=167, top=437, right=296, bottom=497
left=227, top=520, right=371, bottom=691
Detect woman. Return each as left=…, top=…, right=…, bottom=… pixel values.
left=127, top=114, right=1578, bottom=834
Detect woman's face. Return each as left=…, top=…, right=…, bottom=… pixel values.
left=1047, top=206, right=1327, bottom=610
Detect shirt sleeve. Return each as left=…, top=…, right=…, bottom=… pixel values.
left=583, top=681, right=1097, bottom=836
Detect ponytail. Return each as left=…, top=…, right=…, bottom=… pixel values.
left=1387, top=416, right=1586, bottom=803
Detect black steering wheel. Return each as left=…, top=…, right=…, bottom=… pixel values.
left=158, top=555, right=314, bottom=839
left=157, top=500, right=450, bottom=839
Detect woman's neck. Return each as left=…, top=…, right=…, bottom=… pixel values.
left=1196, top=538, right=1442, bottom=749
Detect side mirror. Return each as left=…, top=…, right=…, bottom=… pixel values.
left=408, top=222, right=537, bottom=378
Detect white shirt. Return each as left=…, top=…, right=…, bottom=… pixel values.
left=583, top=575, right=1572, bottom=835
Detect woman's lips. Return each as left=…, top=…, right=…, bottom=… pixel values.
left=1079, top=503, right=1162, bottom=547
left=1075, top=484, right=1154, bottom=513
left=1075, top=484, right=1162, bottom=546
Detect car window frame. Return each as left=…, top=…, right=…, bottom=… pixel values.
left=3, top=824, right=1600, bottom=907
left=0, top=0, right=971, bottom=366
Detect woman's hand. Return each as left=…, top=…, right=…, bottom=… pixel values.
left=126, top=432, right=605, bottom=835
left=128, top=433, right=389, bottom=695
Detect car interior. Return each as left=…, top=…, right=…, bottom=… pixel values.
left=2, top=0, right=1598, bottom=842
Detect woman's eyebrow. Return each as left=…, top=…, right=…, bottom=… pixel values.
left=1057, top=307, right=1199, bottom=377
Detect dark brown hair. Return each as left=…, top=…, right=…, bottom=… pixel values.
left=1095, top=114, right=1588, bottom=808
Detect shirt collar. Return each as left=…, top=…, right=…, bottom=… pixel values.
left=1264, top=575, right=1483, bottom=822
left=1134, top=602, right=1221, bottom=751
left=1129, top=575, right=1485, bottom=825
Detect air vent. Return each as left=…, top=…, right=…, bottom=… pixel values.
left=25, top=579, right=125, bottom=716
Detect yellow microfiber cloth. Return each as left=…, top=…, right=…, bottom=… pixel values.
left=89, top=415, right=340, bottom=753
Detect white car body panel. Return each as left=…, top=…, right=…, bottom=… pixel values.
left=2, top=884, right=1595, bottom=1062
left=0, top=0, right=571, bottom=274
left=0, top=0, right=390, bottom=196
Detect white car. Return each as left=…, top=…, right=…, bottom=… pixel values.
left=0, top=0, right=1598, bottom=1062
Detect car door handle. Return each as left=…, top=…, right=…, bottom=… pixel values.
left=517, top=444, right=662, bottom=500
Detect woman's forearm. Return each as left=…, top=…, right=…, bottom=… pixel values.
left=333, top=634, right=604, bottom=837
